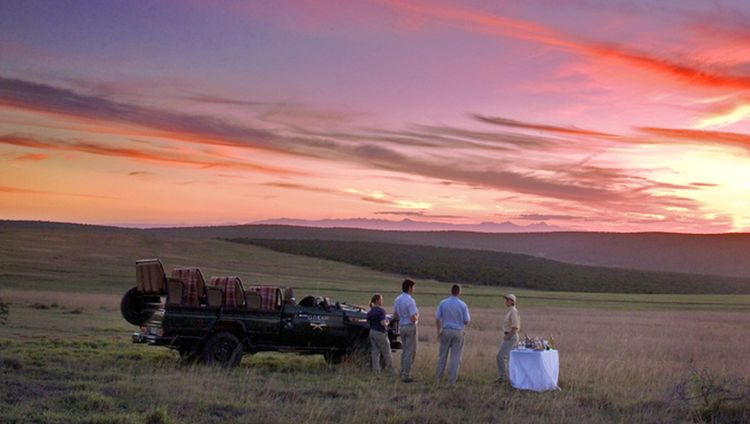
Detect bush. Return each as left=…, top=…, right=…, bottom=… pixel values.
left=669, top=365, right=750, bottom=423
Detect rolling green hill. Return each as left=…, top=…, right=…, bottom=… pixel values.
left=3, top=221, right=750, bottom=309
left=144, top=223, right=750, bottom=278
left=230, top=238, right=750, bottom=295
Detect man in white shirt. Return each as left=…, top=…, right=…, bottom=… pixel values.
left=393, top=279, right=419, bottom=382
left=435, top=284, right=470, bottom=385
left=496, top=293, right=521, bottom=383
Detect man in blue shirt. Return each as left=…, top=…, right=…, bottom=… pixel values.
left=393, top=279, right=419, bottom=382
left=435, top=284, right=471, bottom=385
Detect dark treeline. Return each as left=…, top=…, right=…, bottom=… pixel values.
left=228, top=239, right=750, bottom=294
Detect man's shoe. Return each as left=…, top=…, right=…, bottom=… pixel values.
left=402, top=377, right=414, bottom=383
left=493, top=377, right=505, bottom=384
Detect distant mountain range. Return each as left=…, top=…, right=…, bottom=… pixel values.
left=251, top=218, right=561, bottom=233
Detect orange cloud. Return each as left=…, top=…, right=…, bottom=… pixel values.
left=0, top=134, right=301, bottom=176
left=0, top=184, right=117, bottom=199
left=14, top=153, right=48, bottom=161
left=636, top=127, right=750, bottom=150
left=386, top=0, right=750, bottom=90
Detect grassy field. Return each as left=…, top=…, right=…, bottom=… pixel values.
left=2, top=225, right=750, bottom=423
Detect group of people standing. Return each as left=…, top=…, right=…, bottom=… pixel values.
left=366, top=279, right=521, bottom=385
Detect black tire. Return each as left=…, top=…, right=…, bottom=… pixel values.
left=201, top=332, right=243, bottom=367
left=120, top=287, right=155, bottom=326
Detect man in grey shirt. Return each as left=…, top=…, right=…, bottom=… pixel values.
left=393, top=279, right=419, bottom=382
left=435, top=284, right=470, bottom=385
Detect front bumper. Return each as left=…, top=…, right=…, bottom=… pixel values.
left=132, top=332, right=175, bottom=346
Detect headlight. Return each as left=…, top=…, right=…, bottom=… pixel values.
left=348, top=317, right=368, bottom=324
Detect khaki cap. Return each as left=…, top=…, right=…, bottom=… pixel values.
left=504, top=293, right=517, bottom=303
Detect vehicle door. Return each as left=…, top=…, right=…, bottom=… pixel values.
left=282, top=297, right=346, bottom=349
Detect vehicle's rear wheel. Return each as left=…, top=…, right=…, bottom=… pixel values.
left=201, top=332, right=243, bottom=367
left=121, top=287, right=159, bottom=326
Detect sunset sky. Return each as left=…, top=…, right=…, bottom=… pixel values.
left=2, top=0, right=750, bottom=232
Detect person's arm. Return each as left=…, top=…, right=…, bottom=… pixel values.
left=379, top=309, right=388, bottom=329
left=435, top=303, right=442, bottom=337
left=463, top=304, right=470, bottom=327
left=504, top=326, right=519, bottom=340
left=504, top=311, right=520, bottom=340
left=408, top=298, right=419, bottom=323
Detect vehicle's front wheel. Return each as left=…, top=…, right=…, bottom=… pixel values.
left=201, top=332, right=243, bottom=367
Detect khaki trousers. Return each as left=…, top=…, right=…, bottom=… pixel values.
left=369, top=330, right=393, bottom=372
left=496, top=333, right=518, bottom=380
left=435, top=328, right=465, bottom=385
left=399, top=324, right=417, bottom=380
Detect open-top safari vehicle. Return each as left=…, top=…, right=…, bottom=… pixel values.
left=121, top=259, right=401, bottom=366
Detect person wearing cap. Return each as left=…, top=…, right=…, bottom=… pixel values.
left=435, top=284, right=470, bottom=385
left=393, top=279, right=419, bottom=382
left=495, top=293, right=520, bottom=383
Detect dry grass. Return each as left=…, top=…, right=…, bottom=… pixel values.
left=2, top=298, right=749, bottom=423
left=1, top=226, right=749, bottom=422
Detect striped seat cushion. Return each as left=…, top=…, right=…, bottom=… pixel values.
left=171, top=268, right=206, bottom=306
left=208, top=276, right=245, bottom=308
left=248, top=286, right=279, bottom=310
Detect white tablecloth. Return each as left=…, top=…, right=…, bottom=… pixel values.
left=509, top=349, right=559, bottom=392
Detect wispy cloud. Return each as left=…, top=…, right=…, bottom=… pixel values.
left=0, top=134, right=301, bottom=175
left=182, top=94, right=264, bottom=107
left=0, top=184, right=118, bottom=200
left=517, top=213, right=587, bottom=221
left=386, top=1, right=750, bottom=90
left=0, top=77, right=640, bottom=205
left=636, top=127, right=750, bottom=151
left=262, top=182, right=336, bottom=193
left=13, top=153, right=48, bottom=162
left=374, top=210, right=466, bottom=219
left=0, top=76, right=728, bottom=224
left=473, top=115, right=615, bottom=137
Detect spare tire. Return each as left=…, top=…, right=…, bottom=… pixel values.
left=120, top=286, right=156, bottom=326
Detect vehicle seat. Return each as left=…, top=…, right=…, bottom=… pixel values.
left=208, top=276, right=246, bottom=308
left=245, top=291, right=262, bottom=309
left=247, top=286, right=281, bottom=310
left=166, top=278, right=184, bottom=305
left=283, top=287, right=296, bottom=306
left=136, top=259, right=166, bottom=294
left=171, top=268, right=207, bottom=306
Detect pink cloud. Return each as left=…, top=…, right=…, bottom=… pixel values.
left=385, top=1, right=750, bottom=90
